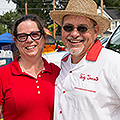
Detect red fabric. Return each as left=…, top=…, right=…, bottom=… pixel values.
left=0, top=58, right=60, bottom=120
left=62, top=40, right=103, bottom=62
left=86, top=40, right=103, bottom=61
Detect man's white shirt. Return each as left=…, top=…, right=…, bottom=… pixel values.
left=54, top=40, right=120, bottom=120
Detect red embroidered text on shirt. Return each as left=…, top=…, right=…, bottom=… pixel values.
left=80, top=73, right=99, bottom=81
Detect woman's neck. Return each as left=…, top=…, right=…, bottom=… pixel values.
left=18, top=57, right=44, bottom=78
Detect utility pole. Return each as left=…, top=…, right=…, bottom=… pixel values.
left=25, top=2, right=27, bottom=14
left=101, top=0, right=103, bottom=37
left=53, top=0, right=56, bottom=39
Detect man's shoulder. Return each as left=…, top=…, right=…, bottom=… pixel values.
left=102, top=48, right=120, bottom=58
left=100, top=48, right=120, bottom=64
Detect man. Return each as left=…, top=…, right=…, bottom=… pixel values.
left=50, top=0, right=120, bottom=120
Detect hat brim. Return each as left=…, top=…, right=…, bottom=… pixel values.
left=50, top=10, right=110, bottom=34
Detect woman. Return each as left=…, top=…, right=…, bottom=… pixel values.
left=0, top=14, right=60, bottom=120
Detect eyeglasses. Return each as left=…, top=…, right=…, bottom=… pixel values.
left=63, top=25, right=94, bottom=33
left=15, top=31, right=43, bottom=42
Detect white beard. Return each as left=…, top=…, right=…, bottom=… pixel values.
left=65, top=36, right=86, bottom=55
left=68, top=44, right=85, bottom=55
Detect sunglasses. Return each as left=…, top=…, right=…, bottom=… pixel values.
left=63, top=25, right=94, bottom=33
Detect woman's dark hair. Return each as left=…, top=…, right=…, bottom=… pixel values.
left=12, top=14, right=45, bottom=36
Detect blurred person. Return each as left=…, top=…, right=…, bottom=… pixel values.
left=0, top=14, right=60, bottom=120
left=50, top=0, right=120, bottom=120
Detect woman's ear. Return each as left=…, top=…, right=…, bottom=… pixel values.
left=44, top=34, right=47, bottom=44
left=14, top=37, right=18, bottom=48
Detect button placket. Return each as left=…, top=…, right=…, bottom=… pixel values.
left=36, top=77, right=41, bottom=95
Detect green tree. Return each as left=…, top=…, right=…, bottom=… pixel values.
left=0, top=10, right=21, bottom=33
left=0, top=25, right=7, bottom=35
left=94, top=0, right=120, bottom=13
left=94, top=0, right=120, bottom=8
left=6, top=0, right=68, bottom=27
left=5, top=0, right=120, bottom=35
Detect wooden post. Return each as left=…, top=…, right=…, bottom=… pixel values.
left=101, top=0, right=103, bottom=37
left=25, top=2, right=27, bottom=14
left=53, top=0, right=56, bottom=39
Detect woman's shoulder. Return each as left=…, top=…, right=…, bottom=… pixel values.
left=49, top=62, right=60, bottom=80
left=49, top=62, right=60, bottom=71
left=43, top=57, right=60, bottom=77
left=43, top=57, right=60, bottom=69
left=0, top=59, right=17, bottom=73
left=0, top=62, right=11, bottom=71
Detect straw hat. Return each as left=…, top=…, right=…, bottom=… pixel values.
left=50, top=0, right=110, bottom=34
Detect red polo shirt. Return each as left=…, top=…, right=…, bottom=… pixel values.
left=0, top=58, right=60, bottom=120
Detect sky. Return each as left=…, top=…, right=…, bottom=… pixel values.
left=0, top=0, right=16, bottom=15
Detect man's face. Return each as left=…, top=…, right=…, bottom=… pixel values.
left=62, top=15, right=99, bottom=56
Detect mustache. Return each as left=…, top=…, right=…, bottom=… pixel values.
left=66, top=36, right=86, bottom=42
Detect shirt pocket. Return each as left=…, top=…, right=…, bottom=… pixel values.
left=65, top=80, right=97, bottom=111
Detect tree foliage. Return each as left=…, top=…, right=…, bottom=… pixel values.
left=0, top=10, right=21, bottom=34
left=7, top=0, right=120, bottom=25
left=94, top=0, right=120, bottom=9
left=6, top=0, right=68, bottom=27
left=0, top=25, right=7, bottom=35
left=0, top=0, right=119, bottom=35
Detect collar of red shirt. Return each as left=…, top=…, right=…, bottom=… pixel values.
left=62, top=40, right=103, bottom=62
left=10, top=57, right=53, bottom=76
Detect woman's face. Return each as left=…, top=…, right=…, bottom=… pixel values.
left=15, top=20, right=44, bottom=59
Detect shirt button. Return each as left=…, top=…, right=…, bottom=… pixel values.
left=60, top=111, right=62, bottom=114
left=38, top=91, right=40, bottom=94
left=63, top=90, right=65, bottom=93
left=37, top=86, right=39, bottom=88
left=36, top=80, right=38, bottom=83
left=70, top=71, right=72, bottom=73
left=38, top=75, right=41, bottom=77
